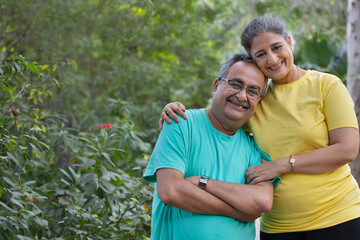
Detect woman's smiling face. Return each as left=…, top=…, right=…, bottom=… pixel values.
left=250, top=31, right=295, bottom=84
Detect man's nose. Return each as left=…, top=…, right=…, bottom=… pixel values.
left=235, top=88, right=248, bottom=101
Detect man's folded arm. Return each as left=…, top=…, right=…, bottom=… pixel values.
left=156, top=168, right=261, bottom=222
left=187, top=177, right=274, bottom=215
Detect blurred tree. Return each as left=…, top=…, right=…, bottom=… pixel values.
left=347, top=0, right=360, bottom=184
left=0, top=0, right=354, bottom=238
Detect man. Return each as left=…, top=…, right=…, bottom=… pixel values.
left=143, top=54, right=280, bottom=240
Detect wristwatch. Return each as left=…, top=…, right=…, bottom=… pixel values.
left=198, top=176, right=209, bottom=190
left=289, top=155, right=296, bottom=173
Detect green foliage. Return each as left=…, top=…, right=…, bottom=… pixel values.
left=0, top=56, right=153, bottom=239
left=0, top=0, right=348, bottom=238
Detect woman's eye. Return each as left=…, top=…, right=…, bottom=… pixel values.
left=256, top=53, right=265, bottom=58
left=273, top=45, right=282, bottom=51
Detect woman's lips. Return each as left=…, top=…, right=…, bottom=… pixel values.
left=268, top=61, right=283, bottom=71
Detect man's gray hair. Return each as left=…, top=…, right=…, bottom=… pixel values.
left=241, top=16, right=289, bottom=55
left=217, top=53, right=269, bottom=97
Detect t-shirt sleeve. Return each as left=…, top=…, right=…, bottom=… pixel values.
left=248, top=136, right=281, bottom=189
left=322, top=75, right=359, bottom=131
left=143, top=119, right=188, bottom=183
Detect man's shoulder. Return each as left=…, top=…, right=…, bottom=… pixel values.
left=162, top=109, right=206, bottom=134
left=170, top=108, right=205, bottom=125
left=184, top=108, right=205, bottom=118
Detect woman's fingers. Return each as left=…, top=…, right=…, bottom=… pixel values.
left=166, top=102, right=186, bottom=120
left=158, top=117, right=165, bottom=131
left=246, top=168, right=255, bottom=184
left=162, top=108, right=173, bottom=124
left=158, top=102, right=187, bottom=131
left=165, top=107, right=180, bottom=123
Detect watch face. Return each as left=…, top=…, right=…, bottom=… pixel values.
left=200, top=179, right=206, bottom=184
left=290, top=158, right=296, bottom=164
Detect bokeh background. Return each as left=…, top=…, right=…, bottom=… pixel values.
left=1, top=0, right=358, bottom=239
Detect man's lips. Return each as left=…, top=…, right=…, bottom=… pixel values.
left=226, top=96, right=250, bottom=109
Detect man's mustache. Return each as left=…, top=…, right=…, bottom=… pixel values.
left=226, top=96, right=250, bottom=109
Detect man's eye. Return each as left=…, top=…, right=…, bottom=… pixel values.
left=229, top=82, right=243, bottom=89
left=247, top=88, right=260, bottom=96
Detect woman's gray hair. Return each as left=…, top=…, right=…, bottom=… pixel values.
left=241, top=16, right=289, bottom=55
left=217, top=53, right=269, bottom=97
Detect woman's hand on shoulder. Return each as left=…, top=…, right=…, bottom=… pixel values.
left=158, top=102, right=187, bottom=130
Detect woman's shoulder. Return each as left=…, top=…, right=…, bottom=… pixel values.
left=307, top=70, right=342, bottom=83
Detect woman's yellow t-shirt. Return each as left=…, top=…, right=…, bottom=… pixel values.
left=248, top=70, right=360, bottom=233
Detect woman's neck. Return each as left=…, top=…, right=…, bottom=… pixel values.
left=272, top=65, right=304, bottom=84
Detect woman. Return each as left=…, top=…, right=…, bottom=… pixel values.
left=158, top=16, right=360, bottom=240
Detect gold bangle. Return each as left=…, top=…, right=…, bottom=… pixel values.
left=289, top=155, right=296, bottom=173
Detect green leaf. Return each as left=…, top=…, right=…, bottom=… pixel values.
left=3, top=176, right=15, bottom=187
left=10, top=198, right=24, bottom=208
left=15, top=236, right=33, bottom=240
left=83, top=196, right=96, bottom=209
left=34, top=218, right=48, bottom=228
left=26, top=144, right=33, bottom=158
left=60, top=178, right=72, bottom=186
left=21, top=181, right=37, bottom=186
left=92, top=199, right=105, bottom=211
left=0, top=201, right=15, bottom=213
left=84, top=182, right=98, bottom=194
left=7, top=152, right=19, bottom=164
left=60, top=168, right=73, bottom=182
left=103, top=211, right=109, bottom=228
left=27, top=62, right=40, bottom=75
left=100, top=180, right=115, bottom=193
left=67, top=166, right=79, bottom=183
left=71, top=60, right=78, bottom=71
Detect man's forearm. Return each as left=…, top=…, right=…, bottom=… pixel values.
left=186, top=176, right=273, bottom=215
left=206, top=179, right=273, bottom=215
left=157, top=169, right=260, bottom=222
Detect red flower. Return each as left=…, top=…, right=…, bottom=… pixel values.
left=100, top=123, right=112, bottom=129
left=27, top=196, right=35, bottom=202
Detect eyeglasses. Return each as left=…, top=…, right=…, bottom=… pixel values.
left=219, top=77, right=263, bottom=99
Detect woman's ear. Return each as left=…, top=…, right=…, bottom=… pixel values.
left=287, top=36, right=293, bottom=51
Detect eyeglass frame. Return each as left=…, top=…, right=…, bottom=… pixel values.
left=218, top=77, right=264, bottom=99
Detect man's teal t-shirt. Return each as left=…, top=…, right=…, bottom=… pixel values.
left=143, top=109, right=279, bottom=240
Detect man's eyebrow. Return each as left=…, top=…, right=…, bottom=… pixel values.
left=229, top=78, right=244, bottom=84
left=230, top=78, right=261, bottom=89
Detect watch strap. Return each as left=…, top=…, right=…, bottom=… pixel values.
left=289, top=155, right=296, bottom=173
left=198, top=176, right=209, bottom=190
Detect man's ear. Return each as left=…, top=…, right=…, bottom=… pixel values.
left=212, top=78, right=220, bottom=96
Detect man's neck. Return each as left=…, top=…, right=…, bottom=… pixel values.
left=206, top=108, right=238, bottom=136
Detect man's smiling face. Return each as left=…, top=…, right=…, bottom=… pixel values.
left=211, top=61, right=265, bottom=129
